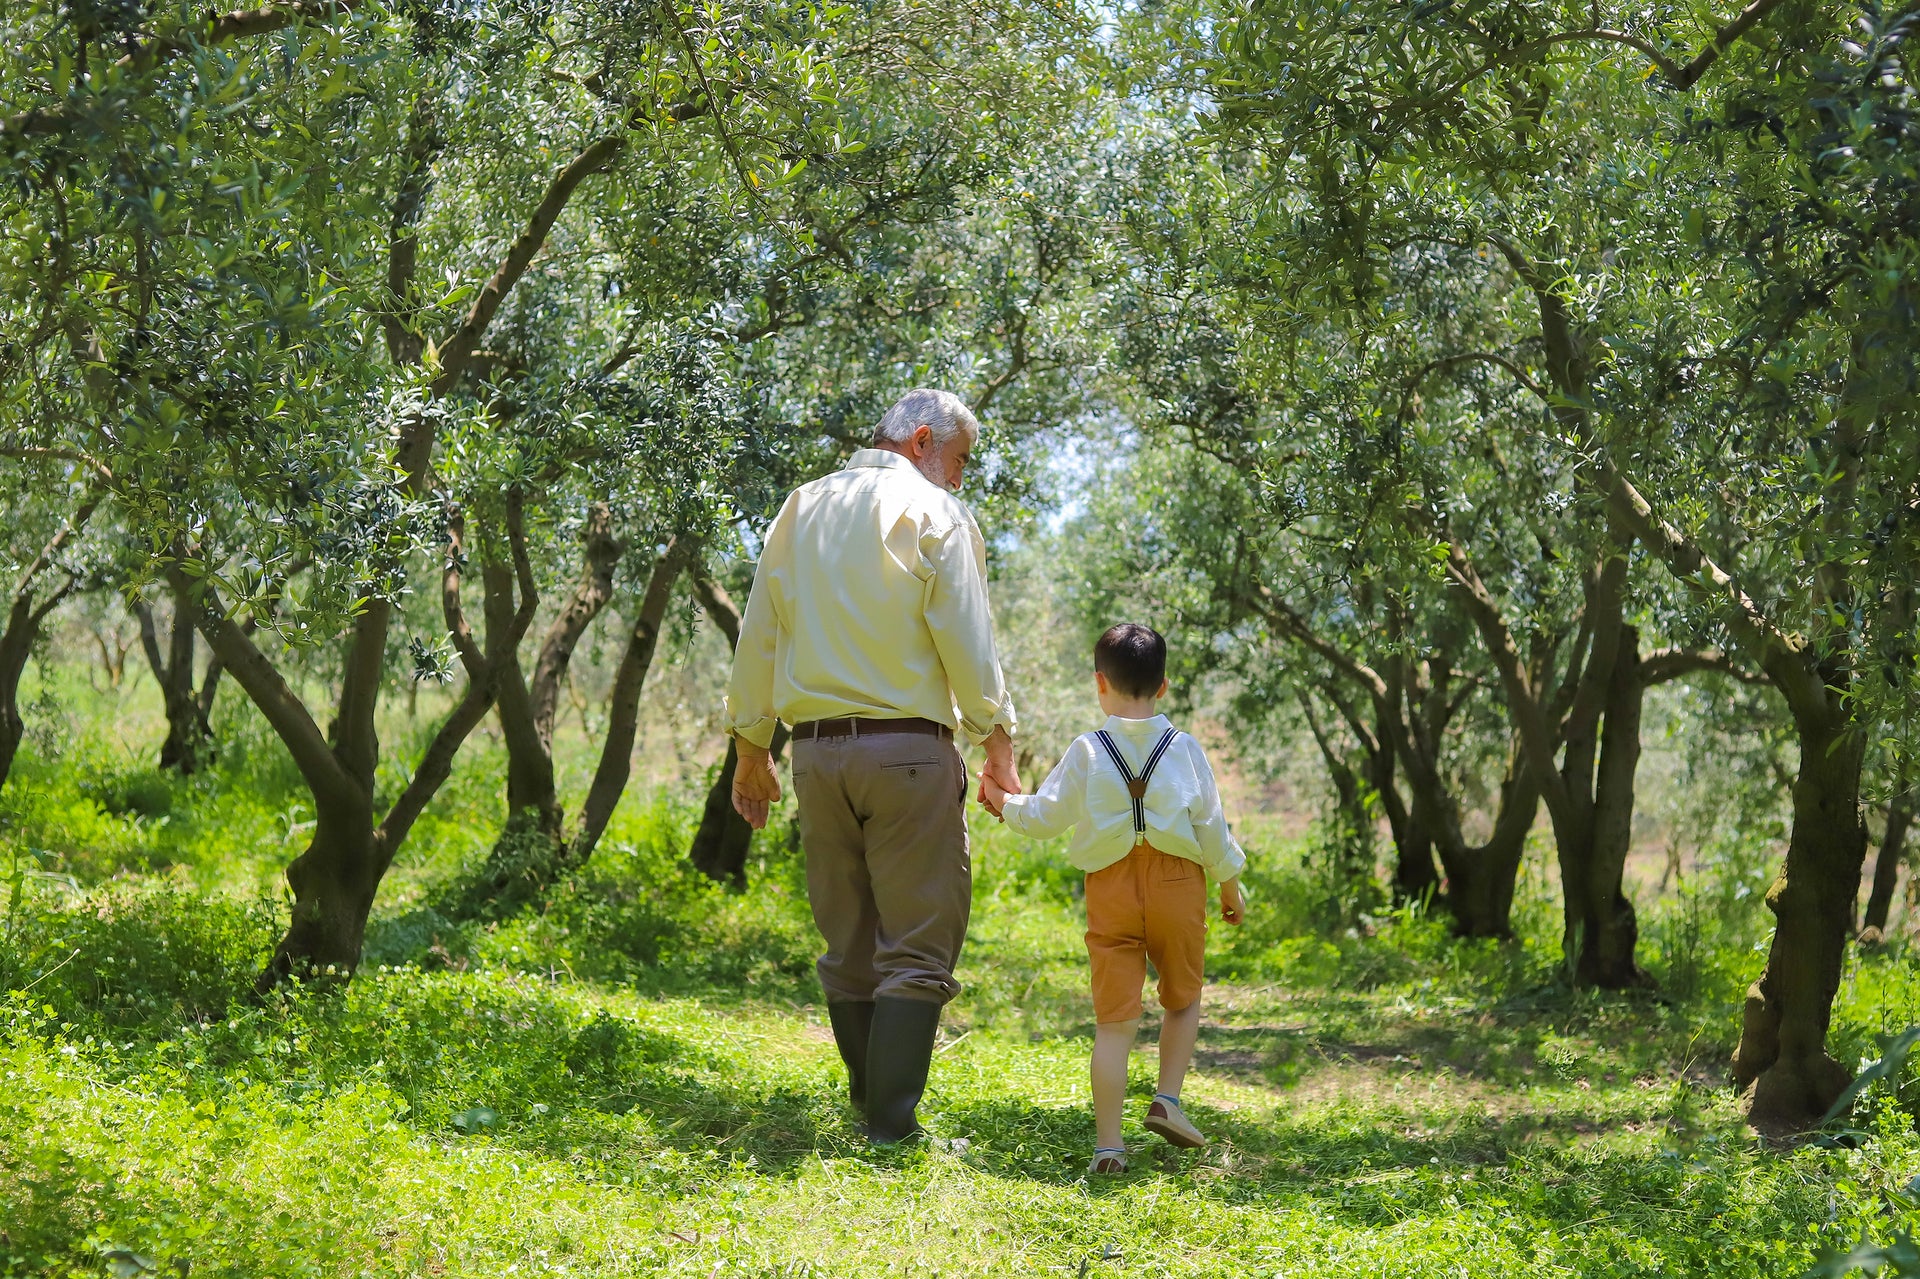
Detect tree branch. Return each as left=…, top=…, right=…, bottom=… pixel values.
left=11, top=493, right=100, bottom=604
left=3, top=0, right=365, bottom=139
left=1596, top=457, right=1827, bottom=716
left=690, top=560, right=742, bottom=650
left=427, top=135, right=627, bottom=401
left=1418, top=0, right=1787, bottom=110
left=377, top=517, right=539, bottom=857
left=529, top=503, right=620, bottom=739
left=1436, top=532, right=1575, bottom=823
left=1243, top=583, right=1389, bottom=700
left=570, top=540, right=690, bottom=862
left=1640, top=647, right=1769, bottom=686
left=189, top=574, right=352, bottom=803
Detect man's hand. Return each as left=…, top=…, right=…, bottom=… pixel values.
left=976, top=725, right=1021, bottom=811
left=731, top=738, right=782, bottom=830
left=1220, top=878, right=1245, bottom=926
left=981, top=775, right=1010, bottom=820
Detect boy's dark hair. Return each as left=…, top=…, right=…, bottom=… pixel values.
left=1094, top=622, right=1167, bottom=698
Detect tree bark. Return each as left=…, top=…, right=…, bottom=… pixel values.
left=0, top=600, right=36, bottom=791
left=1439, top=517, right=1642, bottom=983
left=566, top=540, right=690, bottom=866
left=686, top=563, right=772, bottom=887
left=456, top=534, right=686, bottom=913
left=1428, top=743, right=1538, bottom=938
left=1350, top=696, right=1440, bottom=906
left=0, top=498, right=94, bottom=791
left=1730, top=691, right=1866, bottom=1128
left=1860, top=789, right=1914, bottom=944
left=186, top=137, right=622, bottom=984
left=1572, top=625, right=1648, bottom=986
left=133, top=575, right=219, bottom=773
left=486, top=502, right=623, bottom=858
left=203, top=504, right=535, bottom=989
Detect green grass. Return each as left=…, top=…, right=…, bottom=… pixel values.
left=3, top=681, right=1920, bottom=1277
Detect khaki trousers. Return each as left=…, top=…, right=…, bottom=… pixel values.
left=791, top=731, right=971, bottom=1004
left=1084, top=844, right=1208, bottom=1023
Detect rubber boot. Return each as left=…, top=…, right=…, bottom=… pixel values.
left=864, top=995, right=942, bottom=1144
left=826, top=1000, right=876, bottom=1111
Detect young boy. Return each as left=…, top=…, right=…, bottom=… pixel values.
left=983, top=622, right=1245, bottom=1174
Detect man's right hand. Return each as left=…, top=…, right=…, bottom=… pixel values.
left=976, top=725, right=1021, bottom=812
left=731, top=738, right=782, bottom=830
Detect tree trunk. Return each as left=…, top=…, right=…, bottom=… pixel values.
left=0, top=600, right=34, bottom=791
left=197, top=507, right=530, bottom=987
left=564, top=542, right=688, bottom=868
left=1390, top=810, right=1441, bottom=906
left=1732, top=696, right=1867, bottom=1130
left=1436, top=748, right=1538, bottom=938
left=0, top=499, right=94, bottom=791
left=1859, top=790, right=1913, bottom=944
left=1573, top=626, right=1648, bottom=987
left=464, top=504, right=621, bottom=901
left=1371, top=729, right=1441, bottom=906
left=135, top=587, right=216, bottom=774
left=258, top=798, right=382, bottom=986
left=492, top=642, right=564, bottom=849
left=688, top=723, right=791, bottom=888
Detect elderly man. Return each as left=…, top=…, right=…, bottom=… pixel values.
left=725, top=388, right=1020, bottom=1143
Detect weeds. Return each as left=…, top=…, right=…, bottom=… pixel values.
left=2, top=696, right=1919, bottom=1276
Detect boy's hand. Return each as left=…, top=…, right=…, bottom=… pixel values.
left=980, top=775, right=1010, bottom=819
left=1219, top=878, right=1245, bottom=926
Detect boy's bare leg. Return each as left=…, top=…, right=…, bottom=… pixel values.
left=1156, top=1000, right=1201, bottom=1099
left=1091, top=1018, right=1141, bottom=1150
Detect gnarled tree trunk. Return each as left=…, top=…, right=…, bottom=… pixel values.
left=1429, top=745, right=1538, bottom=938
left=0, top=600, right=38, bottom=791
left=1731, top=690, right=1866, bottom=1127
left=1373, top=740, right=1441, bottom=907
left=454, top=536, right=687, bottom=911
left=217, top=506, right=537, bottom=989
left=685, top=564, right=786, bottom=887
left=488, top=502, right=622, bottom=860
left=689, top=723, right=792, bottom=888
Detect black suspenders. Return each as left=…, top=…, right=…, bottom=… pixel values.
left=1093, top=727, right=1179, bottom=844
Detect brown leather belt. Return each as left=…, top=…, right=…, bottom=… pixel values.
left=792, top=716, right=953, bottom=742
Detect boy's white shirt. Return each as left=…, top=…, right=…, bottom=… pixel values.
left=998, top=713, right=1246, bottom=881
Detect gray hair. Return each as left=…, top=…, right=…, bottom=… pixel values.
left=872, top=389, right=980, bottom=449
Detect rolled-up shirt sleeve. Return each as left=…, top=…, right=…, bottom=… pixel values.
left=923, top=518, right=1016, bottom=746
left=1000, top=739, right=1089, bottom=840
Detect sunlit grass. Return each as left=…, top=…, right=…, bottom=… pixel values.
left=4, top=686, right=1919, bottom=1276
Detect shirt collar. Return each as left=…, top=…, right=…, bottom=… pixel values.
left=846, top=448, right=917, bottom=473
left=1101, top=713, right=1174, bottom=738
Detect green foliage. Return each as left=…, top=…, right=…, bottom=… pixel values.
left=9, top=777, right=1920, bottom=1276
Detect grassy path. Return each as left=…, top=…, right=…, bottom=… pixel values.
left=5, top=786, right=1919, bottom=1276
left=4, top=948, right=1896, bottom=1277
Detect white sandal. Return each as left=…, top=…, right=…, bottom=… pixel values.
left=1143, top=1094, right=1207, bottom=1148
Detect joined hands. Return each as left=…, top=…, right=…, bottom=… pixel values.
left=977, top=725, right=1020, bottom=819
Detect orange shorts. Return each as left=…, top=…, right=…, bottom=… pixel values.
left=1084, top=845, right=1208, bottom=1024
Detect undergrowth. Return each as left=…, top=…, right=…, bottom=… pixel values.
left=2, top=682, right=1918, bottom=1276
